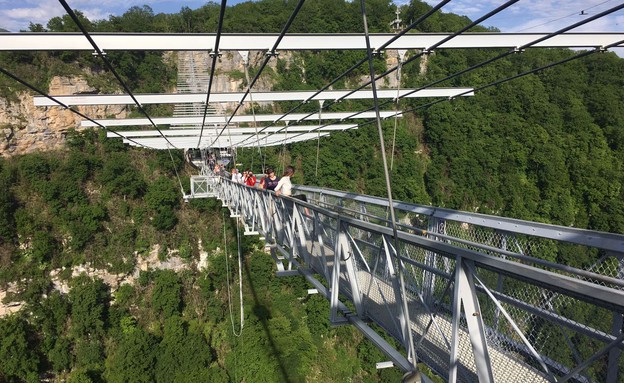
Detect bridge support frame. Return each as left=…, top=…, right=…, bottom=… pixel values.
left=449, top=257, right=494, bottom=383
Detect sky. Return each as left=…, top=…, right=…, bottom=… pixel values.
left=0, top=0, right=622, bottom=35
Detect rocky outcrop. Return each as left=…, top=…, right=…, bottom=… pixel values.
left=0, top=76, right=128, bottom=157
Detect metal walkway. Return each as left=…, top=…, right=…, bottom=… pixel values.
left=192, top=175, right=624, bottom=383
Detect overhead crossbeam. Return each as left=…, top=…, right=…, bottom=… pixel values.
left=107, top=124, right=356, bottom=138
left=82, top=111, right=401, bottom=127
left=3, top=33, right=623, bottom=51
left=34, top=89, right=473, bottom=106
left=124, top=132, right=330, bottom=149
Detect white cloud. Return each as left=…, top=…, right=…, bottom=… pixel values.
left=0, top=0, right=201, bottom=31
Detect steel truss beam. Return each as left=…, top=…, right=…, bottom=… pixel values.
left=197, top=177, right=624, bottom=382
left=2, top=33, right=623, bottom=51
left=33, top=88, right=474, bottom=106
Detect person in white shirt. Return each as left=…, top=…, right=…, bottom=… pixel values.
left=274, top=166, right=294, bottom=196
left=231, top=168, right=243, bottom=183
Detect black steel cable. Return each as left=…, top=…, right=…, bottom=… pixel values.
left=0, top=66, right=148, bottom=149
left=333, top=0, right=522, bottom=105
left=394, top=1, right=624, bottom=102
left=58, top=0, right=186, bottom=194
left=58, top=0, right=177, bottom=149
left=399, top=38, right=624, bottom=115
left=359, top=0, right=417, bottom=370
left=265, top=2, right=624, bottom=147
left=234, top=0, right=452, bottom=148
left=208, top=0, right=306, bottom=148
left=245, top=0, right=521, bottom=148
left=196, top=0, right=228, bottom=148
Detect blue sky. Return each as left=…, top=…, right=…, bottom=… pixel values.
left=0, top=0, right=622, bottom=36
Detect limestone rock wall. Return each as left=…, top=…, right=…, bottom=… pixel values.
left=0, top=76, right=128, bottom=157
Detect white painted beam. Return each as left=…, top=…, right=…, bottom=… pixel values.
left=1, top=33, right=622, bottom=51
left=106, top=124, right=357, bottom=138
left=123, top=132, right=330, bottom=149
left=34, top=88, right=473, bottom=106
left=82, top=111, right=401, bottom=127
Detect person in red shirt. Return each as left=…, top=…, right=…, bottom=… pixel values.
left=245, top=171, right=257, bottom=187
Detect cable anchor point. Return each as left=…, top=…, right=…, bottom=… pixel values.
left=209, top=49, right=222, bottom=59
left=265, top=50, right=279, bottom=58
left=597, top=46, right=608, bottom=53
left=513, top=47, right=525, bottom=54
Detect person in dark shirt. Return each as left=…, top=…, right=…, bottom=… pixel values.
left=264, top=167, right=280, bottom=191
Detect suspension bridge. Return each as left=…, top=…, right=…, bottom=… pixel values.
left=189, top=173, right=624, bottom=383
left=2, top=0, right=624, bottom=382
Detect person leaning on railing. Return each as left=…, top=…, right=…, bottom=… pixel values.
left=274, top=166, right=294, bottom=196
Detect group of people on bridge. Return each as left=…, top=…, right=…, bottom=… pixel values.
left=219, top=165, right=296, bottom=197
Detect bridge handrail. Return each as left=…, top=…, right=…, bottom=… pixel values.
left=202, top=176, right=624, bottom=382
left=304, top=191, right=624, bottom=289
left=212, top=178, right=624, bottom=310
left=293, top=184, right=624, bottom=255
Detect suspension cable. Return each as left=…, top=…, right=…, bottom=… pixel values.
left=0, top=66, right=148, bottom=149
left=58, top=0, right=187, bottom=195
left=335, top=0, right=521, bottom=106
left=208, top=0, right=306, bottom=148
left=58, top=0, right=176, bottom=149
left=390, top=52, right=405, bottom=172
left=234, top=0, right=452, bottom=148
left=196, top=0, right=228, bottom=148
left=360, top=0, right=417, bottom=369
left=243, top=52, right=263, bottom=172
left=247, top=0, right=513, bottom=149
left=265, top=1, right=624, bottom=148
left=400, top=40, right=624, bottom=116
left=392, top=1, right=624, bottom=103
left=315, top=100, right=324, bottom=177
left=223, top=210, right=243, bottom=337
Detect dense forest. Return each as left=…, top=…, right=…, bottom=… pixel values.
left=0, top=0, right=623, bottom=382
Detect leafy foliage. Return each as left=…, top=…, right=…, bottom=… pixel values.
left=0, top=315, right=40, bottom=383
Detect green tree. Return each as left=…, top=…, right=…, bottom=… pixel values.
left=104, top=329, right=157, bottom=383
left=0, top=160, right=16, bottom=244
left=48, top=337, right=71, bottom=373
left=151, top=270, right=182, bottom=319
left=98, top=152, right=146, bottom=199
left=0, top=315, right=40, bottom=383
left=69, top=276, right=109, bottom=338
left=155, top=316, right=213, bottom=383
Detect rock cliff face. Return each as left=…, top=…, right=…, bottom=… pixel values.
left=0, top=76, right=128, bottom=157
left=0, top=52, right=285, bottom=157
